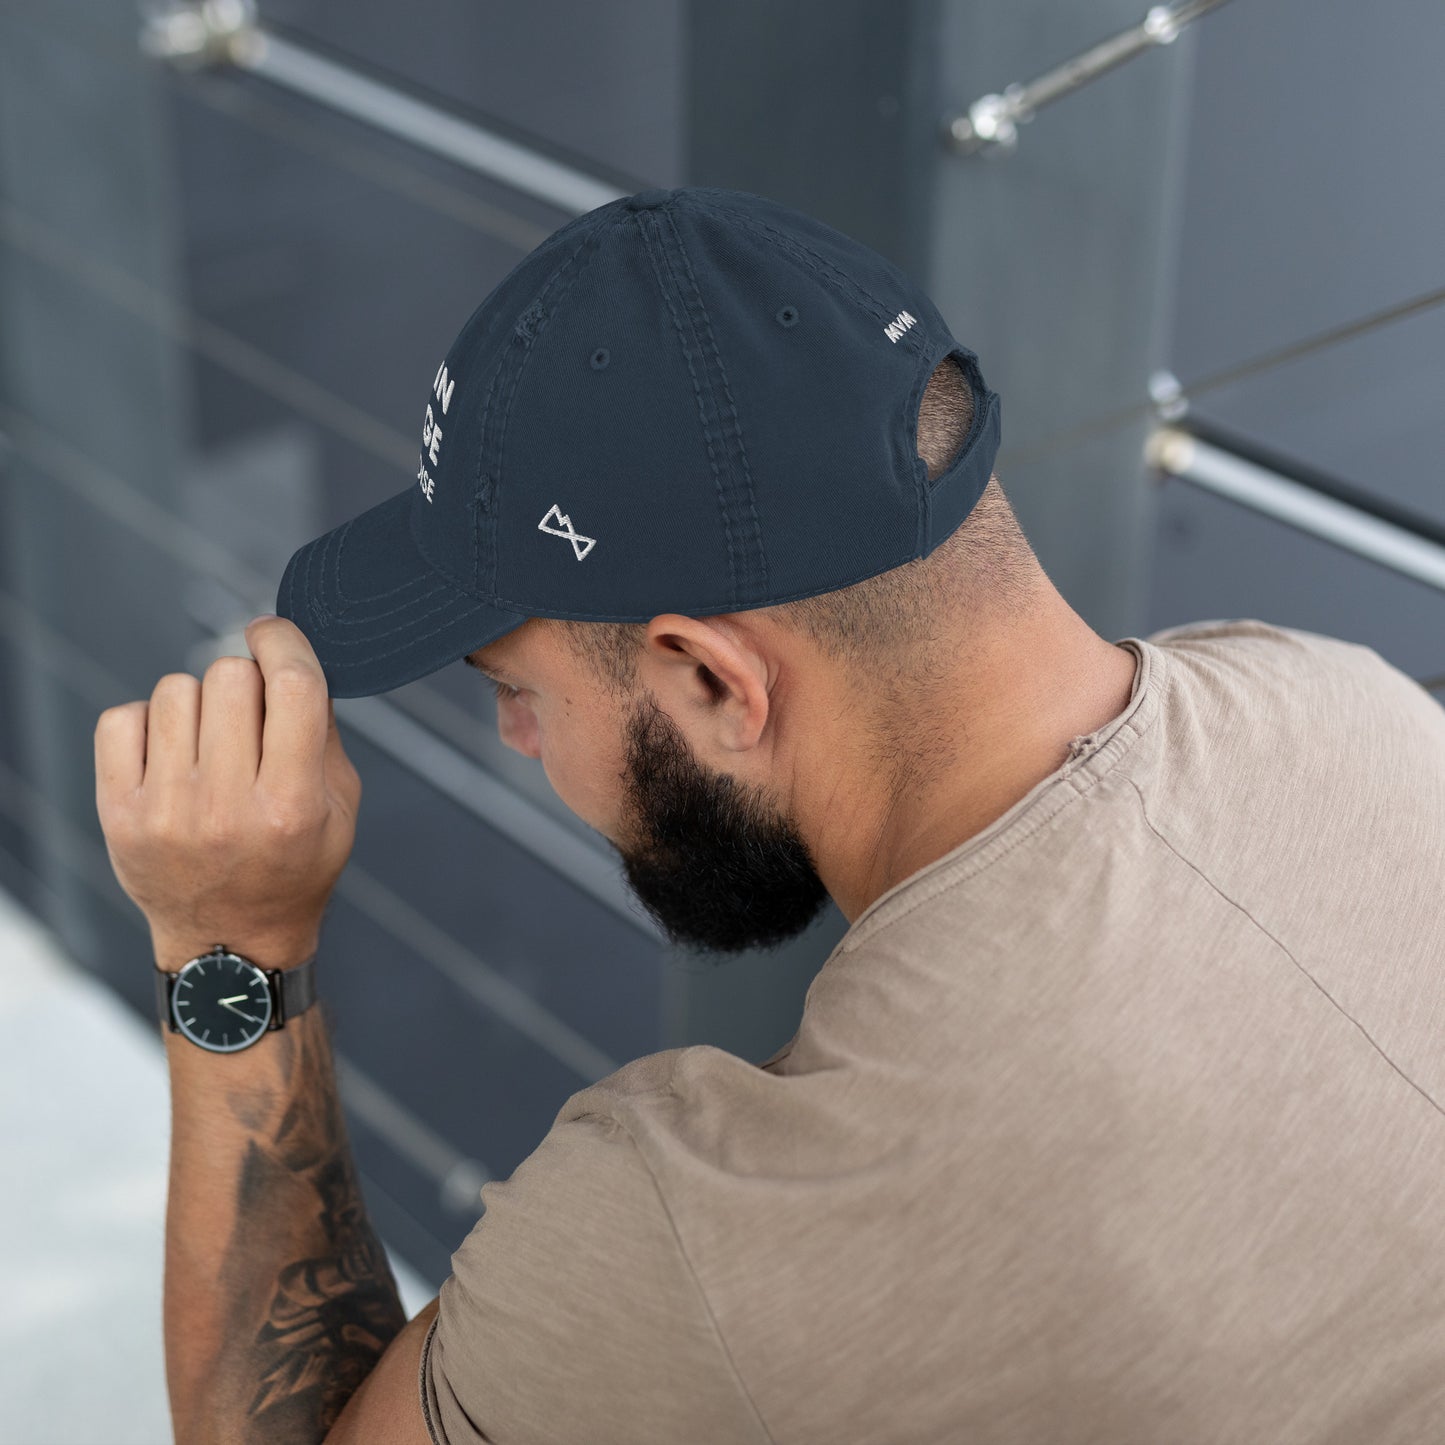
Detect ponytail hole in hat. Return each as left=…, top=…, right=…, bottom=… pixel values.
left=590, top=347, right=610, bottom=370
left=776, top=305, right=799, bottom=328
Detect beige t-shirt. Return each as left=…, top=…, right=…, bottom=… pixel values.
left=420, top=618, right=1445, bottom=1445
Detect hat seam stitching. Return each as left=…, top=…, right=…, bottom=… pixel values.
left=633, top=208, right=741, bottom=603
left=314, top=522, right=338, bottom=630
left=489, top=217, right=619, bottom=601
left=318, top=591, right=512, bottom=667
left=690, top=198, right=931, bottom=557
left=662, top=205, right=769, bottom=603
left=327, top=511, right=454, bottom=613
left=690, top=199, right=923, bottom=349
left=312, top=583, right=470, bottom=644
left=472, top=338, right=513, bottom=598
left=320, top=577, right=453, bottom=626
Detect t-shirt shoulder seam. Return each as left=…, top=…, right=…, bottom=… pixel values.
left=576, top=1105, right=778, bottom=1445
left=418, top=1311, right=443, bottom=1445
left=1121, top=774, right=1445, bottom=1122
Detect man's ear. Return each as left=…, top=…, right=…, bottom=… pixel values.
left=641, top=615, right=772, bottom=752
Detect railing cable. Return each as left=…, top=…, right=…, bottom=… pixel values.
left=941, top=0, right=1237, bottom=157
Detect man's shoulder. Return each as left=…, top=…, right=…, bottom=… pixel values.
left=1145, top=615, right=1396, bottom=679
left=1145, top=616, right=1437, bottom=724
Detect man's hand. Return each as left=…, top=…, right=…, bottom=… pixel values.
left=92, top=615, right=408, bottom=1443
left=93, top=615, right=361, bottom=971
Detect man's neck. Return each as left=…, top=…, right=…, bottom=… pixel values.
left=807, top=618, right=1141, bottom=924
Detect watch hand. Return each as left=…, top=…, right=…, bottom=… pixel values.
left=218, top=995, right=248, bottom=1005
left=218, top=998, right=262, bottom=1023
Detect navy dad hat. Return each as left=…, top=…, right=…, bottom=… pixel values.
left=276, top=185, right=1002, bottom=698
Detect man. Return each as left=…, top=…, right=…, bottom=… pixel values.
left=94, top=187, right=1445, bottom=1443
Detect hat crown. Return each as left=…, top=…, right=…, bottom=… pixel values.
left=278, top=187, right=1001, bottom=696
left=411, top=187, right=1000, bottom=621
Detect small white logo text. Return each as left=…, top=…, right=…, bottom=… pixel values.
left=418, top=360, right=459, bottom=503
left=884, top=309, right=917, bottom=344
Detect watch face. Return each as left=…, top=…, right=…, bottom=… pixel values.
left=171, top=951, right=273, bottom=1052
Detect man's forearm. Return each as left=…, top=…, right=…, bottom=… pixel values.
left=161, top=950, right=407, bottom=1444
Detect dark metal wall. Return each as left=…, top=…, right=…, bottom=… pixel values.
left=1143, top=0, right=1445, bottom=682
left=2, top=0, right=1439, bottom=1289
left=926, top=0, right=1444, bottom=694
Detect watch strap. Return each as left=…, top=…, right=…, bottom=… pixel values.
left=273, top=954, right=318, bottom=1028
left=154, top=965, right=176, bottom=1031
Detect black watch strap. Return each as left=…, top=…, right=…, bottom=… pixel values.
left=154, top=949, right=318, bottom=1030
left=154, top=964, right=172, bottom=1028
left=275, top=954, right=318, bottom=1027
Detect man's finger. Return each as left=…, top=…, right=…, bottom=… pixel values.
left=94, top=700, right=149, bottom=811
left=144, top=674, right=201, bottom=787
left=245, top=615, right=330, bottom=790
left=198, top=655, right=264, bottom=783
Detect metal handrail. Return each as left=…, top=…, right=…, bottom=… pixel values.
left=139, top=0, right=627, bottom=216
left=942, top=0, right=1236, bottom=156
left=1145, top=427, right=1445, bottom=596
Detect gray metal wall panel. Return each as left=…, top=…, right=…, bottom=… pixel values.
left=1180, top=307, right=1445, bottom=532
left=926, top=0, right=1194, bottom=643
left=685, top=0, right=936, bottom=275
left=1168, top=0, right=1445, bottom=526
left=1144, top=478, right=1445, bottom=699
left=1153, top=0, right=1443, bottom=700
left=1169, top=0, right=1444, bottom=386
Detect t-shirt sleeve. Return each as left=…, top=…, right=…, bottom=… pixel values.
left=418, top=1107, right=769, bottom=1445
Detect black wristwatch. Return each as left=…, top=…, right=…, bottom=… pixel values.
left=155, top=943, right=318, bottom=1053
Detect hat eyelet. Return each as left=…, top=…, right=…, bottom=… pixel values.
left=590, top=347, right=610, bottom=370
left=775, top=305, right=799, bottom=329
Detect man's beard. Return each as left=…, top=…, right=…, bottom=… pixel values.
left=611, top=691, right=832, bottom=956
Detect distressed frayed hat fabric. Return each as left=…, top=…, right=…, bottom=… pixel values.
left=276, top=185, right=1002, bottom=698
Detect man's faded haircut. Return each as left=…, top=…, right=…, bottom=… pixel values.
left=555, top=354, right=1038, bottom=694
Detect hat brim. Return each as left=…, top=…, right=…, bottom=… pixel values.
left=276, top=486, right=531, bottom=698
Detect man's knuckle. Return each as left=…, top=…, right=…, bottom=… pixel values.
left=269, top=665, right=322, bottom=698
left=205, top=655, right=259, bottom=686
left=147, top=801, right=185, bottom=842
left=262, top=800, right=315, bottom=835
left=100, top=802, right=137, bottom=841
left=197, top=804, right=233, bottom=842
left=152, top=672, right=199, bottom=700
left=96, top=702, right=137, bottom=733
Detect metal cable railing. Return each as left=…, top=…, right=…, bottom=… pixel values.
left=1145, top=429, right=1445, bottom=598
left=941, top=0, right=1236, bottom=156
left=139, top=0, right=627, bottom=216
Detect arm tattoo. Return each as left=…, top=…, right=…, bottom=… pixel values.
left=219, top=1012, right=407, bottom=1439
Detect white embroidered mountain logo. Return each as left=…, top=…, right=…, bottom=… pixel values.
left=538, top=504, right=596, bottom=560
left=884, top=309, right=917, bottom=344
